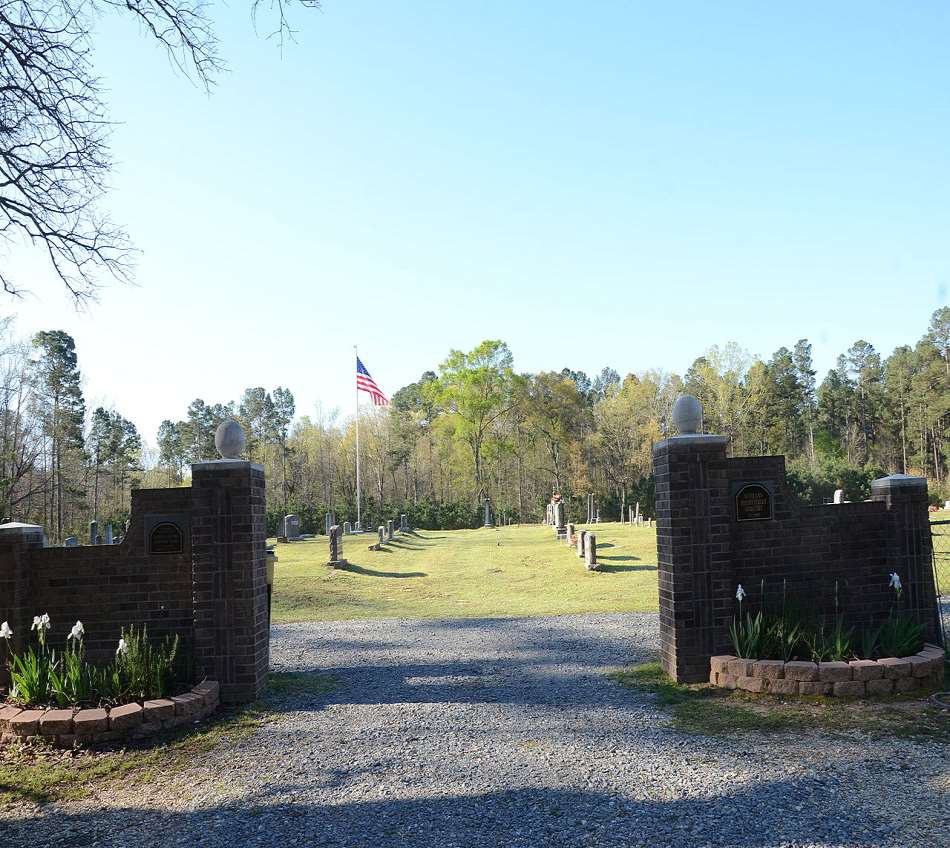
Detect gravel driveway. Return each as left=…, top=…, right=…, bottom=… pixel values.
left=3, top=613, right=949, bottom=847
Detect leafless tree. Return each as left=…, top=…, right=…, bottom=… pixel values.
left=0, top=0, right=318, bottom=301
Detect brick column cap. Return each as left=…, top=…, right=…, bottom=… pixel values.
left=871, top=474, right=927, bottom=495
left=191, top=459, right=264, bottom=473
left=654, top=434, right=729, bottom=453
left=0, top=522, right=45, bottom=542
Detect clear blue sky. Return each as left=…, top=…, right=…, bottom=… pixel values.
left=6, top=2, right=949, bottom=445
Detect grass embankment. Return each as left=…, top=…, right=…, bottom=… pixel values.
left=0, top=672, right=335, bottom=810
left=271, top=522, right=659, bottom=623
left=611, top=662, right=949, bottom=740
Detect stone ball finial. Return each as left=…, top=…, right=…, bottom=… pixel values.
left=215, top=419, right=246, bottom=459
left=672, top=394, right=703, bottom=435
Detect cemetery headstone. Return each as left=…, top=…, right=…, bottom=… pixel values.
left=343, top=521, right=352, bottom=535
left=89, top=520, right=97, bottom=545
left=400, top=513, right=409, bottom=532
left=378, top=525, right=385, bottom=546
left=833, top=489, right=845, bottom=505
left=584, top=532, right=598, bottom=570
left=576, top=529, right=587, bottom=558
left=484, top=497, right=494, bottom=527
left=104, top=523, right=113, bottom=545
left=554, top=501, right=567, bottom=538
left=566, top=522, right=575, bottom=545
left=945, top=500, right=950, bottom=511
left=64, top=536, right=78, bottom=547
left=327, top=524, right=347, bottom=567
left=285, top=514, right=300, bottom=540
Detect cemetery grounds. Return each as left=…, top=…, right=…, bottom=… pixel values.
left=2, top=518, right=949, bottom=847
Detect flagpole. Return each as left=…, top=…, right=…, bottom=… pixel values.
left=355, top=344, right=361, bottom=532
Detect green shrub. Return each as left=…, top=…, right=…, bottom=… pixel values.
left=115, top=625, right=180, bottom=700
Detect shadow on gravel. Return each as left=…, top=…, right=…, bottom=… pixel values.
left=273, top=616, right=662, bottom=710
left=4, top=782, right=894, bottom=847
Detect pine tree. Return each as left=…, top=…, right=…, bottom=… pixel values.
left=31, top=330, right=85, bottom=540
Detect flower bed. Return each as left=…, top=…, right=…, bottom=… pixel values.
left=0, top=680, right=219, bottom=747
left=709, top=645, right=944, bottom=698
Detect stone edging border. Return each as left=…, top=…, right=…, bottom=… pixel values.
left=0, top=680, right=219, bottom=747
left=710, top=645, right=945, bottom=697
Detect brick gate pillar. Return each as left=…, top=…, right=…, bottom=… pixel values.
left=191, top=421, right=268, bottom=704
left=653, top=396, right=731, bottom=683
left=871, top=474, right=940, bottom=644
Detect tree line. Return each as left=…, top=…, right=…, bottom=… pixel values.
left=3, top=307, right=947, bottom=539
left=149, top=306, right=947, bottom=534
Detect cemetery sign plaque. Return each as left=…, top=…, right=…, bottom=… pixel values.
left=149, top=521, right=183, bottom=554
left=735, top=484, right=772, bottom=522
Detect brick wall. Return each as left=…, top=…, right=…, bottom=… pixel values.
left=655, top=435, right=939, bottom=683
left=0, top=461, right=269, bottom=703
left=0, top=488, right=193, bottom=666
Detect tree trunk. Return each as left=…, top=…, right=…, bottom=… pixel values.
left=899, top=398, right=907, bottom=474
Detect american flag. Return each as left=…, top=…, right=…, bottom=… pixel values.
left=356, top=357, right=389, bottom=406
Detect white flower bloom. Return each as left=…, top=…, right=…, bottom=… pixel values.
left=889, top=572, right=902, bottom=591
left=736, top=584, right=746, bottom=602
left=0, top=621, right=12, bottom=639
left=116, top=637, right=128, bottom=656
left=31, top=613, right=50, bottom=632
left=69, top=621, right=84, bottom=641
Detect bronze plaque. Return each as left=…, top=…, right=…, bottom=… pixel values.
left=149, top=522, right=183, bottom=554
left=735, top=485, right=772, bottom=522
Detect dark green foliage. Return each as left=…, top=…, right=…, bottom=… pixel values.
left=730, top=612, right=772, bottom=659
left=407, top=498, right=482, bottom=530
left=803, top=618, right=854, bottom=663
left=785, top=457, right=885, bottom=505
left=877, top=612, right=926, bottom=659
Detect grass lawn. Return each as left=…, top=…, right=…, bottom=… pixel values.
left=271, top=522, right=659, bottom=623
left=611, top=662, right=949, bottom=740
left=932, top=509, right=950, bottom=592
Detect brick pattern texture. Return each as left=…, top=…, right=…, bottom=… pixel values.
left=0, top=681, right=219, bottom=747
left=0, top=488, right=192, bottom=669
left=191, top=463, right=268, bottom=704
left=654, top=438, right=940, bottom=683
left=708, top=646, right=944, bottom=698
left=0, top=463, right=269, bottom=704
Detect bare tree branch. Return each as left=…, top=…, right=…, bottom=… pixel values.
left=0, top=0, right=318, bottom=301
